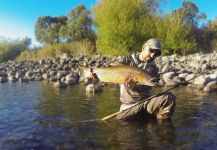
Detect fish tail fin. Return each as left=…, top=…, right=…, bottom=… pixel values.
left=78, top=66, right=97, bottom=83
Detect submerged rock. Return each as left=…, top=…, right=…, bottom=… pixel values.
left=8, top=75, right=17, bottom=82
left=86, top=84, right=103, bottom=93
left=53, top=81, right=67, bottom=88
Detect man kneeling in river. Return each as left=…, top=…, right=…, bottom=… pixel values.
left=116, top=39, right=176, bottom=120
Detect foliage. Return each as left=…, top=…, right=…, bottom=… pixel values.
left=93, top=0, right=160, bottom=56
left=93, top=0, right=208, bottom=56
left=205, top=19, right=217, bottom=51
left=61, top=4, right=96, bottom=43
left=16, top=39, right=95, bottom=60
left=35, top=16, right=67, bottom=43
left=35, top=4, right=96, bottom=45
left=0, top=37, right=31, bottom=62
left=147, top=0, right=207, bottom=55
left=170, top=0, right=207, bottom=54
left=156, top=12, right=197, bottom=55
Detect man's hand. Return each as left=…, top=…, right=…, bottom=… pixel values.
left=125, top=78, right=137, bottom=89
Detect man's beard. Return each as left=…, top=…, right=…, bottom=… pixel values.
left=146, top=56, right=154, bottom=62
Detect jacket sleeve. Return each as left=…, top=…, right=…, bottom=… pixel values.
left=117, top=55, right=134, bottom=65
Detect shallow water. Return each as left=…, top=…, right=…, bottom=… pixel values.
left=0, top=82, right=217, bottom=150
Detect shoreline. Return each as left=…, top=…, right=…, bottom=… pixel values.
left=0, top=52, right=217, bottom=92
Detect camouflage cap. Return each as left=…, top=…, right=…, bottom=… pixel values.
left=145, top=39, right=162, bottom=50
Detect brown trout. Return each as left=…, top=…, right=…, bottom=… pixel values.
left=82, top=65, right=157, bottom=86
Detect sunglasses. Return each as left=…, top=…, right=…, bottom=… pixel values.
left=149, top=49, right=161, bottom=57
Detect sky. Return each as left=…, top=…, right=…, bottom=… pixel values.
left=0, top=0, right=216, bottom=46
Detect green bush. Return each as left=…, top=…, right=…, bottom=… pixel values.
left=164, top=14, right=197, bottom=55
left=0, top=38, right=30, bottom=62
left=150, top=12, right=198, bottom=55
left=93, top=0, right=156, bottom=56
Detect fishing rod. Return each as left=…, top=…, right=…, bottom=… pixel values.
left=101, top=70, right=208, bottom=121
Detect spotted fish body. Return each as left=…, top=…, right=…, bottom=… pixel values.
left=83, top=65, right=157, bottom=86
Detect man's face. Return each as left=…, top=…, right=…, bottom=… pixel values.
left=140, top=47, right=161, bottom=62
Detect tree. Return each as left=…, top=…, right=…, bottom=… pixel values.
left=21, top=37, right=32, bottom=49
left=172, top=1, right=206, bottom=27
left=206, top=19, right=217, bottom=51
left=62, top=4, right=96, bottom=43
left=35, top=16, right=67, bottom=44
left=35, top=4, right=95, bottom=45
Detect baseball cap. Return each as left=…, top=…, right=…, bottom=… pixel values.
left=146, top=39, right=162, bottom=50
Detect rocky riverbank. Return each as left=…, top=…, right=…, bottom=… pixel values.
left=156, top=52, right=217, bottom=92
left=0, top=52, right=217, bottom=92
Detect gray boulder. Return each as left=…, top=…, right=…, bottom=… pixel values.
left=193, top=75, right=208, bottom=86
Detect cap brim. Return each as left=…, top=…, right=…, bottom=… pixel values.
left=151, top=46, right=161, bottom=50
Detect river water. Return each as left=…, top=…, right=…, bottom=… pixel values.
left=0, top=82, right=217, bottom=150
